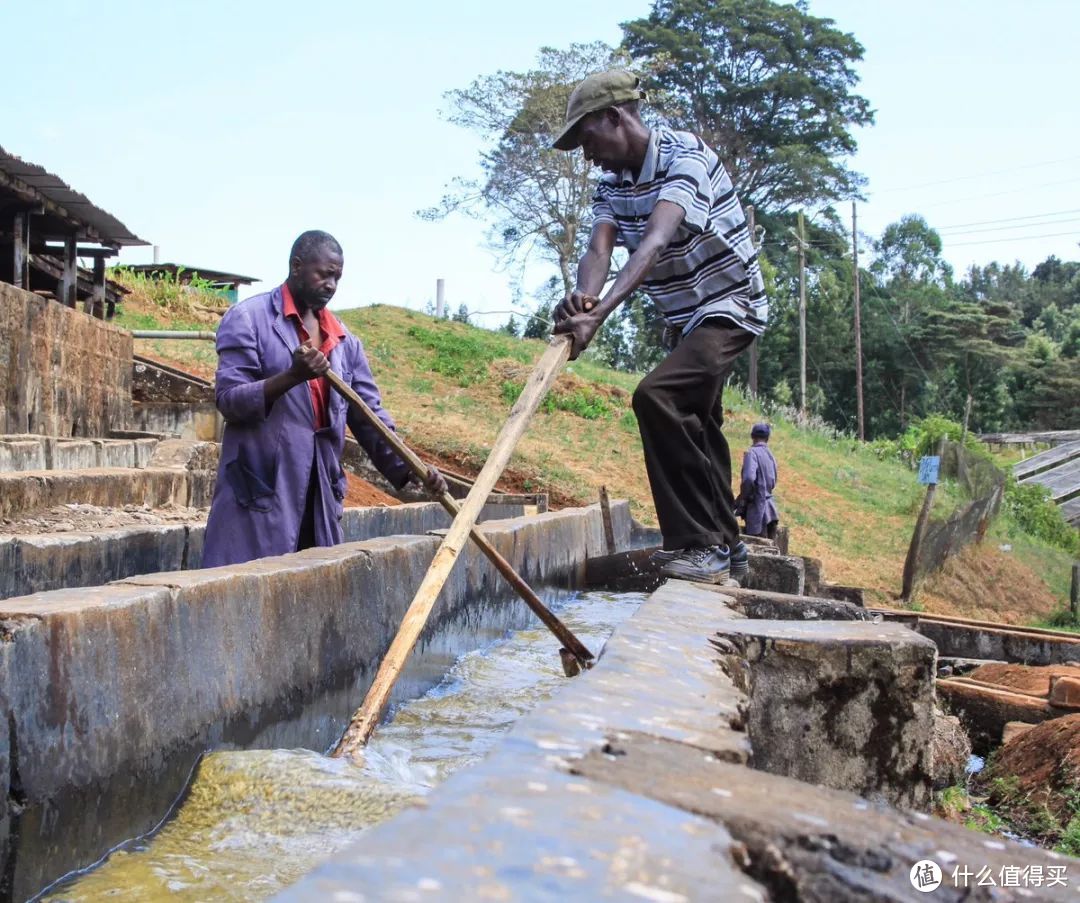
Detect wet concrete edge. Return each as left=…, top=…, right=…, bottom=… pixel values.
left=278, top=580, right=1079, bottom=902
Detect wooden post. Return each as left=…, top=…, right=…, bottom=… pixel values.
left=852, top=201, right=865, bottom=441
left=90, top=256, right=106, bottom=318
left=797, top=210, right=807, bottom=421
left=598, top=485, right=617, bottom=556
left=12, top=212, right=28, bottom=290
left=60, top=236, right=77, bottom=308
left=331, top=335, right=574, bottom=760
left=901, top=440, right=945, bottom=603
left=961, top=393, right=974, bottom=445
left=746, top=204, right=759, bottom=399
left=1071, top=562, right=1079, bottom=620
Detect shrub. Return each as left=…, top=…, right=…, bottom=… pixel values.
left=1004, top=477, right=1080, bottom=556
left=407, top=325, right=496, bottom=387
left=500, top=380, right=612, bottom=420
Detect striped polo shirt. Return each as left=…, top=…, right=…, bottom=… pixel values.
left=593, top=127, right=768, bottom=336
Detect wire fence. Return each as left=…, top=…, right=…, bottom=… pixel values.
left=910, top=440, right=1006, bottom=587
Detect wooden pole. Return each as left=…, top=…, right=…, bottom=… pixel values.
left=746, top=205, right=759, bottom=399
left=598, top=485, right=616, bottom=556
left=331, top=334, right=575, bottom=760
left=797, top=210, right=807, bottom=421
left=1070, top=562, right=1079, bottom=620
left=89, top=255, right=105, bottom=317
left=61, top=237, right=78, bottom=308
left=12, top=212, right=28, bottom=290
left=901, top=440, right=945, bottom=603
left=323, top=367, right=592, bottom=668
left=852, top=201, right=864, bottom=441
left=961, top=393, right=974, bottom=445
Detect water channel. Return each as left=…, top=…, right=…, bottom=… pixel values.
left=45, top=590, right=644, bottom=901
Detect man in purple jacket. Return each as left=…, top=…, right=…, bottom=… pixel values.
left=202, top=230, right=446, bottom=568
left=734, top=423, right=780, bottom=540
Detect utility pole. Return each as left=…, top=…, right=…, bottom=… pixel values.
left=852, top=201, right=865, bottom=441
left=746, top=204, right=759, bottom=399
left=795, top=211, right=808, bottom=420
left=435, top=278, right=445, bottom=319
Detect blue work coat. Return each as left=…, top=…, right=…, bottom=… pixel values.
left=202, top=287, right=410, bottom=567
left=737, top=442, right=780, bottom=535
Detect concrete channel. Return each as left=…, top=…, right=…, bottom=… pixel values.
left=282, top=580, right=1077, bottom=902
left=2, top=480, right=1075, bottom=899
left=0, top=503, right=631, bottom=900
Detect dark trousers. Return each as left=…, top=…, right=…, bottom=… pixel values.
left=296, top=464, right=319, bottom=552
left=745, top=520, right=779, bottom=541
left=632, top=320, right=755, bottom=551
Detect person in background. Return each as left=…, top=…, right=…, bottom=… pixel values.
left=551, top=69, right=767, bottom=584
left=735, top=423, right=780, bottom=541
left=203, top=230, right=446, bottom=567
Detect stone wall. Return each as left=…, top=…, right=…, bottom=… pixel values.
left=0, top=283, right=133, bottom=437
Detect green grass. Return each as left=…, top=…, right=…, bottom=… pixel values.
left=124, top=299, right=1079, bottom=622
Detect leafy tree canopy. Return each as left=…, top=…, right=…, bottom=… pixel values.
left=621, top=0, right=874, bottom=212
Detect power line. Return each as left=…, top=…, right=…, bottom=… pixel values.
left=919, top=176, right=1080, bottom=210
left=944, top=229, right=1079, bottom=248
left=936, top=207, right=1080, bottom=231
left=939, top=217, right=1080, bottom=238
left=868, top=155, right=1080, bottom=196
left=861, top=285, right=934, bottom=385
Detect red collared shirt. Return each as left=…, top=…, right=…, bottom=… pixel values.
left=281, top=283, right=346, bottom=430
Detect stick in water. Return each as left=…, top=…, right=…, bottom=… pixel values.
left=331, top=334, right=575, bottom=760
left=322, top=369, right=594, bottom=670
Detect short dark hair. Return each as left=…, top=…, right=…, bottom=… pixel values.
left=290, top=230, right=342, bottom=263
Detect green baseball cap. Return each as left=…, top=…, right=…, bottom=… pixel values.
left=551, top=69, right=646, bottom=151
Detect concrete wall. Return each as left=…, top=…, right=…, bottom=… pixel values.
left=132, top=402, right=223, bottom=441
left=0, top=467, right=191, bottom=519
left=0, top=435, right=158, bottom=472
left=0, top=499, right=567, bottom=601
left=0, top=503, right=626, bottom=898
left=0, top=283, right=133, bottom=437
left=909, top=617, right=1080, bottom=666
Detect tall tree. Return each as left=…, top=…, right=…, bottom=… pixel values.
left=621, top=0, right=874, bottom=212
left=872, top=215, right=952, bottom=288
left=420, top=42, right=623, bottom=295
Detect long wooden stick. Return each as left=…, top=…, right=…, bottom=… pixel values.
left=331, top=335, right=575, bottom=759
left=323, top=366, right=593, bottom=668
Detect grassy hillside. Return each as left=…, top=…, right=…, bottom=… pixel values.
left=114, top=293, right=1077, bottom=624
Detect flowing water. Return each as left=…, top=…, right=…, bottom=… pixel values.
left=47, top=591, right=643, bottom=902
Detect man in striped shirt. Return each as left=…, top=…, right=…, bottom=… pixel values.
left=553, top=70, right=768, bottom=585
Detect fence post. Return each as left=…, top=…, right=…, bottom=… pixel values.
left=901, top=439, right=945, bottom=604
left=598, top=486, right=616, bottom=556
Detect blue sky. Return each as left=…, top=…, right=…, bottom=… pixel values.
left=4, top=0, right=1078, bottom=318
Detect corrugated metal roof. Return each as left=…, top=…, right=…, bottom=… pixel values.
left=0, top=145, right=147, bottom=247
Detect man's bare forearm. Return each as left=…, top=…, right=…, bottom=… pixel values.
left=591, top=239, right=664, bottom=319
left=575, top=247, right=611, bottom=297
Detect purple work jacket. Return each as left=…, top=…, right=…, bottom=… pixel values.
left=201, top=287, right=411, bottom=567
left=737, top=442, right=780, bottom=535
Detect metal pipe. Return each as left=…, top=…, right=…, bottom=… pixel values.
left=131, top=330, right=216, bottom=340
